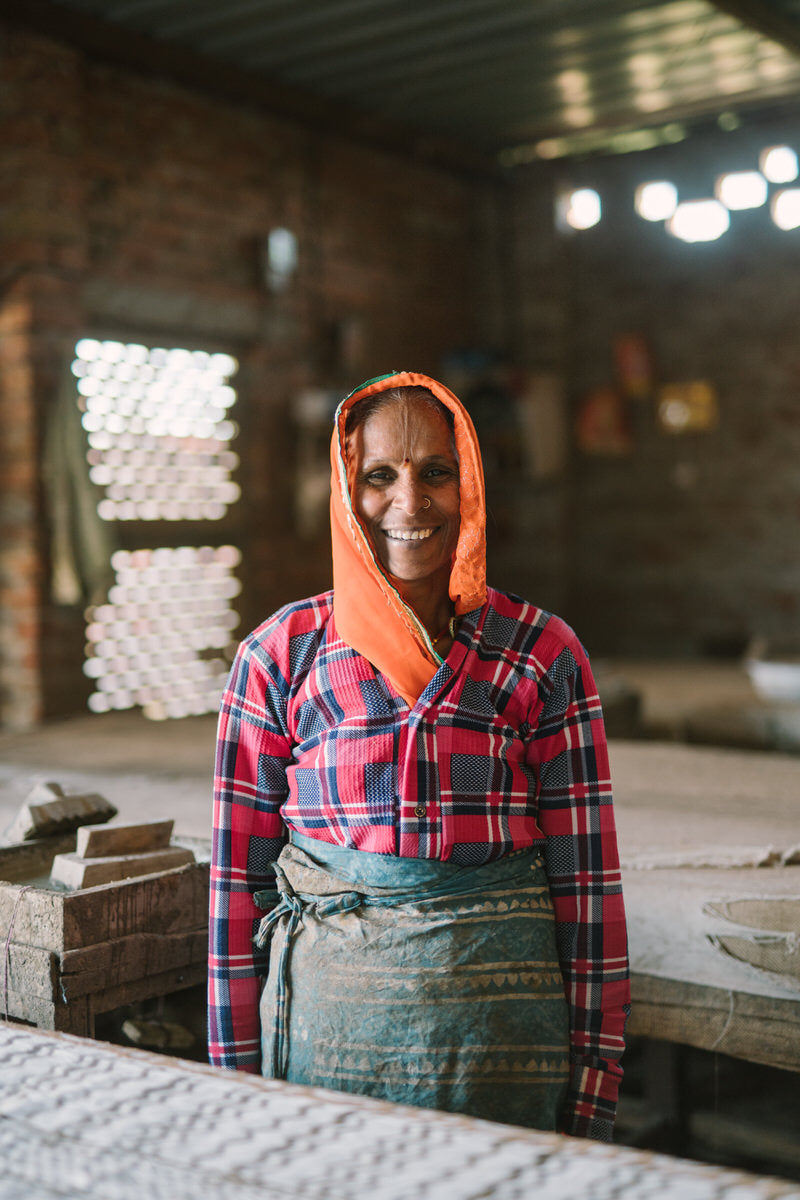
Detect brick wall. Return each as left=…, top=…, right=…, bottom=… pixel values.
left=0, top=24, right=503, bottom=727
left=0, top=285, right=41, bottom=730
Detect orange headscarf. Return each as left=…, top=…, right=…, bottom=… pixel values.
left=330, top=371, right=487, bottom=707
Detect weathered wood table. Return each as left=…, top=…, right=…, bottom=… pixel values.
left=2, top=1022, right=799, bottom=1200
left=611, top=742, right=800, bottom=1072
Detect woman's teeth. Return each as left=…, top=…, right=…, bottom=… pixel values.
left=385, top=528, right=435, bottom=541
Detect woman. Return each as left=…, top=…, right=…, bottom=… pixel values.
left=209, top=371, right=629, bottom=1141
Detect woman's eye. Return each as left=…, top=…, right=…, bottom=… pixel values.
left=365, top=469, right=392, bottom=484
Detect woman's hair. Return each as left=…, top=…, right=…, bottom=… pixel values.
left=345, top=385, right=456, bottom=450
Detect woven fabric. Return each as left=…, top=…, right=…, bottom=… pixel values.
left=257, top=832, right=570, bottom=1130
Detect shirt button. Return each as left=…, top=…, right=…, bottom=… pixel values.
left=414, top=804, right=426, bottom=818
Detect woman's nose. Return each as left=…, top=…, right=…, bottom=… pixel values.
left=393, top=472, right=427, bottom=515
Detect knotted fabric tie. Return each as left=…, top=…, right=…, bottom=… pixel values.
left=253, top=864, right=365, bottom=1077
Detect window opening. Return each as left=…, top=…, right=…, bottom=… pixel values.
left=72, top=339, right=239, bottom=521
left=70, top=338, right=242, bottom=720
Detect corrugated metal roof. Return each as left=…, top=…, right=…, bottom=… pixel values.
left=15, top=0, right=800, bottom=163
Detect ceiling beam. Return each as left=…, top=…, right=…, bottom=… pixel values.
left=710, top=0, right=800, bottom=56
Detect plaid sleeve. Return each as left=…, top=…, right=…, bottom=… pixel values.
left=529, top=641, right=630, bottom=1142
left=208, top=633, right=291, bottom=1072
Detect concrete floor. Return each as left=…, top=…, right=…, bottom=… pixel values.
left=602, top=657, right=800, bottom=752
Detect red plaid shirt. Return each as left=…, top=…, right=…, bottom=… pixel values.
left=209, top=586, right=630, bottom=1140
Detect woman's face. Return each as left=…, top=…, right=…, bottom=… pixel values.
left=350, top=397, right=460, bottom=592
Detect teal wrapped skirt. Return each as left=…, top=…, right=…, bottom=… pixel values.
left=255, top=831, right=569, bottom=1130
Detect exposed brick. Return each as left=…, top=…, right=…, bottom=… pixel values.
left=0, top=21, right=501, bottom=727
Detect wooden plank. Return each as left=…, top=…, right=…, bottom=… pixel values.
left=51, top=845, right=195, bottom=889
left=87, top=961, right=208, bottom=1018
left=58, top=927, right=208, bottom=999
left=0, top=834, right=75, bottom=882
left=76, top=820, right=175, bottom=858
left=59, top=861, right=209, bottom=949
left=1, top=862, right=208, bottom=953
left=3, top=961, right=205, bottom=1031
left=629, top=972, right=800, bottom=1072
left=51, top=993, right=92, bottom=1036
left=4, top=927, right=206, bottom=1001
left=1, top=781, right=116, bottom=845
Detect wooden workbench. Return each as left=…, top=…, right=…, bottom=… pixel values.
left=611, top=741, right=800, bottom=1071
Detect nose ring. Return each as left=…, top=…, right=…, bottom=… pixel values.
left=421, top=496, right=431, bottom=509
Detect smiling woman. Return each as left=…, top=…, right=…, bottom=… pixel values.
left=209, top=370, right=630, bottom=1143
left=346, top=387, right=461, bottom=648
